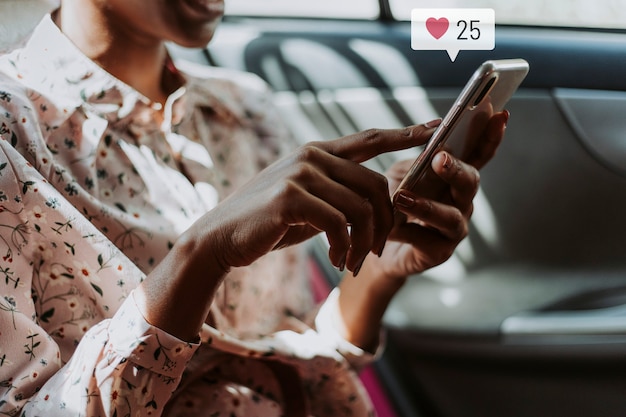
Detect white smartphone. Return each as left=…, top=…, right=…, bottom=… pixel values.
left=392, top=58, right=529, bottom=204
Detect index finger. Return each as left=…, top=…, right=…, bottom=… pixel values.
left=317, top=119, right=442, bottom=163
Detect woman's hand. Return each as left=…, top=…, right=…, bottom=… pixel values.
left=184, top=122, right=441, bottom=276
left=139, top=121, right=442, bottom=341
left=367, top=110, right=509, bottom=282
left=337, top=110, right=508, bottom=351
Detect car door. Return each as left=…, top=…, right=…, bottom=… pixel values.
left=169, top=1, right=626, bottom=416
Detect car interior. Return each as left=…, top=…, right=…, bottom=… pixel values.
left=3, top=1, right=626, bottom=416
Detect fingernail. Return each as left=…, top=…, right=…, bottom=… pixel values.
left=395, top=191, right=415, bottom=208
left=503, top=109, right=510, bottom=127
left=353, top=255, right=367, bottom=277
left=441, top=152, right=452, bottom=169
left=424, top=118, right=442, bottom=128
left=338, top=253, right=347, bottom=272
left=377, top=241, right=386, bottom=257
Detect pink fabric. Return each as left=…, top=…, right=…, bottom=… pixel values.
left=308, top=259, right=398, bottom=417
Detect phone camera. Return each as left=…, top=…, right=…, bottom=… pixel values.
left=472, top=76, right=497, bottom=108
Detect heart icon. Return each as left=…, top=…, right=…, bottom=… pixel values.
left=426, top=17, right=449, bottom=40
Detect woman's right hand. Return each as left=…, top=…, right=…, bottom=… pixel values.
left=138, top=122, right=439, bottom=341
left=187, top=122, right=441, bottom=275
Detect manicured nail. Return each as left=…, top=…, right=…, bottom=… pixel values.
left=441, top=152, right=452, bottom=169
left=377, top=241, right=386, bottom=257
left=395, top=191, right=415, bottom=208
left=424, top=118, right=442, bottom=128
left=338, top=253, right=347, bottom=272
left=353, top=255, right=367, bottom=277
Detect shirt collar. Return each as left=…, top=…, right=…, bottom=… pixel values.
left=13, top=13, right=191, bottom=128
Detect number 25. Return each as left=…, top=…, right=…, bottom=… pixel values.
left=457, top=19, right=480, bottom=40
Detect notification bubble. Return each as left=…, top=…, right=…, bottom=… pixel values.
left=411, top=8, right=495, bottom=62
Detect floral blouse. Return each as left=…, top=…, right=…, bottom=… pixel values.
left=0, top=14, right=377, bottom=417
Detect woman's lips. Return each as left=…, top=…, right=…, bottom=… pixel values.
left=181, top=0, right=225, bottom=20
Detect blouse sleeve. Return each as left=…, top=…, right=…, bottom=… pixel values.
left=0, top=90, right=199, bottom=416
left=314, top=288, right=385, bottom=371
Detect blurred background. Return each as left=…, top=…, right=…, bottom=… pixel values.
left=4, top=0, right=626, bottom=52
left=226, top=0, right=626, bottom=29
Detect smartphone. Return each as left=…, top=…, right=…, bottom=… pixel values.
left=392, top=58, right=529, bottom=204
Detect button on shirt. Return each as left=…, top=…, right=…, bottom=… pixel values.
left=0, top=14, right=377, bottom=417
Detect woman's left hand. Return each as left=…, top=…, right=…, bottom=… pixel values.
left=337, top=111, right=507, bottom=350
left=364, top=110, right=509, bottom=283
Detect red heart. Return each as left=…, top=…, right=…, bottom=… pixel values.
left=426, top=17, right=449, bottom=40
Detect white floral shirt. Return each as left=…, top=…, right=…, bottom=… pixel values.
left=0, top=14, right=377, bottom=417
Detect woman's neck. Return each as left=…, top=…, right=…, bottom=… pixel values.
left=55, top=4, right=170, bottom=106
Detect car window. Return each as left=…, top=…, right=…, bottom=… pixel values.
left=389, top=0, right=626, bottom=30
left=226, top=0, right=626, bottom=30
left=225, top=0, right=379, bottom=19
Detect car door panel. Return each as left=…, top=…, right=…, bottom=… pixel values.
left=555, top=88, right=626, bottom=177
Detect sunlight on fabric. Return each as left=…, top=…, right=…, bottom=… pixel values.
left=282, top=39, right=370, bottom=90
left=471, top=187, right=500, bottom=248
left=349, top=39, right=421, bottom=88
left=422, top=253, right=467, bottom=284
left=439, top=287, right=462, bottom=308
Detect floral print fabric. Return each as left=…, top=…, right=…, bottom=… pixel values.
left=0, top=14, right=376, bottom=417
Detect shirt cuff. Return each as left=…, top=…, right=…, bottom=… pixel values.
left=107, top=291, right=200, bottom=379
left=314, top=287, right=385, bottom=371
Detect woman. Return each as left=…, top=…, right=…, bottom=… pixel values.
left=0, top=0, right=508, bottom=415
